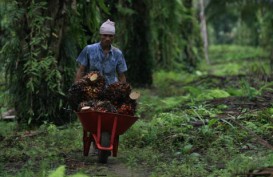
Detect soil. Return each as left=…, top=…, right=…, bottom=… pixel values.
left=2, top=150, right=150, bottom=177
left=63, top=150, right=150, bottom=177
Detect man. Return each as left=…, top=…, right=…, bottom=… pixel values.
left=75, top=19, right=127, bottom=85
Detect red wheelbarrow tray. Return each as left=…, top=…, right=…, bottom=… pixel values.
left=76, top=111, right=138, bottom=157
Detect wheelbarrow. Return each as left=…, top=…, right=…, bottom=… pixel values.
left=76, top=111, right=138, bottom=163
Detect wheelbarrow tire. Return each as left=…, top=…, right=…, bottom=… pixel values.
left=98, top=132, right=111, bottom=163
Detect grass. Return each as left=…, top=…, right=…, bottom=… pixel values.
left=199, top=44, right=270, bottom=76
left=0, top=122, right=84, bottom=177
left=121, top=44, right=273, bottom=176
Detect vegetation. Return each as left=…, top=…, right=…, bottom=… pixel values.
left=0, top=0, right=201, bottom=125
left=1, top=0, right=273, bottom=176
left=1, top=45, right=273, bottom=176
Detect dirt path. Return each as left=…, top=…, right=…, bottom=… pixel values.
left=106, top=156, right=149, bottom=177
left=64, top=150, right=150, bottom=177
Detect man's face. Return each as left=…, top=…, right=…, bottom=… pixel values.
left=100, top=34, right=114, bottom=47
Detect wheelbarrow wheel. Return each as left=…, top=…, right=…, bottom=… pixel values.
left=98, top=132, right=111, bottom=163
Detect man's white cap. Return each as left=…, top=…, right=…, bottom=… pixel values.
left=99, top=19, right=115, bottom=35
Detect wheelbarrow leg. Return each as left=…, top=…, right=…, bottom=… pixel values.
left=113, top=136, right=119, bottom=157
left=83, top=130, right=93, bottom=156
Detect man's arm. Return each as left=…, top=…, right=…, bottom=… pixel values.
left=75, top=65, right=86, bottom=82
left=118, top=72, right=126, bottom=83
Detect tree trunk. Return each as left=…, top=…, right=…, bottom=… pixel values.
left=199, top=0, right=210, bottom=64
left=117, top=0, right=153, bottom=87
left=47, top=0, right=68, bottom=61
left=182, top=0, right=199, bottom=72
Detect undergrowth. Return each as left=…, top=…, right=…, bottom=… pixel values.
left=120, top=45, right=273, bottom=176
left=0, top=45, right=273, bottom=176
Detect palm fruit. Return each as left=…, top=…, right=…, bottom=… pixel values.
left=118, top=104, right=134, bottom=115
left=68, top=79, right=89, bottom=111
left=81, top=71, right=106, bottom=100
left=82, top=71, right=105, bottom=88
left=117, top=91, right=140, bottom=115
left=68, top=71, right=141, bottom=116
left=79, top=100, right=117, bottom=113
left=78, top=100, right=97, bottom=111
left=103, top=82, right=132, bottom=104
left=68, top=71, right=105, bottom=111
left=83, top=86, right=102, bottom=99
left=94, top=101, right=117, bottom=113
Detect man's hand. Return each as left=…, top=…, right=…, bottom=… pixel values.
left=75, top=65, right=86, bottom=82
left=118, top=72, right=126, bottom=83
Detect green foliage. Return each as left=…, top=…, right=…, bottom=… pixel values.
left=48, top=165, right=89, bottom=177
left=0, top=121, right=17, bottom=137
left=240, top=79, right=260, bottom=99
left=148, top=0, right=184, bottom=69
left=115, top=0, right=202, bottom=86
left=0, top=78, right=12, bottom=114
left=122, top=106, right=273, bottom=176
left=122, top=112, right=193, bottom=149
left=148, top=0, right=202, bottom=71
left=135, top=90, right=160, bottom=118
left=48, top=166, right=65, bottom=177
left=1, top=1, right=63, bottom=124
left=179, top=85, right=230, bottom=101
left=150, top=159, right=208, bottom=177
left=153, top=70, right=196, bottom=86
left=159, top=96, right=189, bottom=110
left=225, top=153, right=273, bottom=175
left=0, top=121, right=84, bottom=177
left=136, top=88, right=189, bottom=119
left=1, top=0, right=273, bottom=176
left=213, top=63, right=243, bottom=76
left=120, top=44, right=273, bottom=175
left=122, top=108, right=272, bottom=176
left=152, top=70, right=196, bottom=96
left=197, top=89, right=230, bottom=101
left=206, top=0, right=272, bottom=46
left=258, top=9, right=273, bottom=48
left=1, top=0, right=205, bottom=124
left=0, top=1, right=24, bottom=68
left=227, top=79, right=273, bottom=99
left=209, top=45, right=269, bottom=62
left=0, top=0, right=106, bottom=125
left=185, top=104, right=219, bottom=119
left=203, top=45, right=270, bottom=76
left=70, top=0, right=103, bottom=45
left=121, top=120, right=154, bottom=147
left=1, top=62, right=273, bottom=177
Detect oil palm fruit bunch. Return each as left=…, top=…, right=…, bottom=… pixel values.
left=117, top=91, right=140, bottom=115
left=68, top=72, right=141, bottom=116
left=68, top=79, right=89, bottom=111
left=103, top=82, right=140, bottom=115
left=82, top=71, right=105, bottom=88
left=118, top=104, right=134, bottom=115
left=68, top=71, right=105, bottom=111
left=78, top=100, right=97, bottom=111
left=81, top=71, right=106, bottom=99
left=83, top=86, right=102, bottom=99
left=103, top=82, right=132, bottom=104
left=93, top=101, right=117, bottom=113
left=79, top=100, right=117, bottom=113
